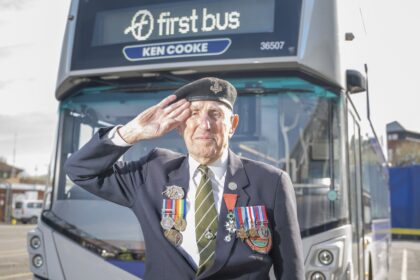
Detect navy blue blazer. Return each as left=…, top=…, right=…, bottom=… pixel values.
left=65, top=128, right=304, bottom=280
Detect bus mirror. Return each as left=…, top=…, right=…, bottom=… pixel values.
left=346, top=70, right=366, bottom=94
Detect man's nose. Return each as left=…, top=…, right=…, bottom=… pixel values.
left=198, top=115, right=211, bottom=130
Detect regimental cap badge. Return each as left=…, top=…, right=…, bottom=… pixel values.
left=210, top=80, right=223, bottom=94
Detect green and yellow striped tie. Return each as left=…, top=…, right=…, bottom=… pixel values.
left=195, top=165, right=218, bottom=275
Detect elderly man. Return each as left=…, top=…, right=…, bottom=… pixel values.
left=65, top=77, right=304, bottom=280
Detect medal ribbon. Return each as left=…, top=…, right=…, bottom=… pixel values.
left=163, top=199, right=169, bottom=215
left=235, top=207, right=244, bottom=229
left=247, top=206, right=254, bottom=230
left=177, top=199, right=185, bottom=220
left=171, top=199, right=175, bottom=219
left=167, top=199, right=171, bottom=214
left=258, top=206, right=264, bottom=225
left=262, top=205, right=268, bottom=225
left=253, top=206, right=259, bottom=226
left=240, top=207, right=248, bottom=231
left=223, top=194, right=238, bottom=211
left=175, top=199, right=179, bottom=221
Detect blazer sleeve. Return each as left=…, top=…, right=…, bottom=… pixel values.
left=272, top=171, right=305, bottom=280
left=64, top=127, right=148, bottom=208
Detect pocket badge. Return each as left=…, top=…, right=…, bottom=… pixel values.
left=245, top=227, right=272, bottom=254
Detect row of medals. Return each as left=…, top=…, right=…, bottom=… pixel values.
left=161, top=186, right=186, bottom=247
left=161, top=186, right=271, bottom=251
left=224, top=211, right=271, bottom=242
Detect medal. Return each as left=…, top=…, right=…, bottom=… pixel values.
left=162, top=185, right=185, bottom=199
left=223, top=194, right=238, bottom=241
left=161, top=198, right=187, bottom=234
left=225, top=220, right=236, bottom=234
left=247, top=206, right=257, bottom=238
left=237, top=226, right=248, bottom=241
left=257, top=206, right=270, bottom=239
left=235, top=207, right=248, bottom=240
left=249, top=227, right=258, bottom=238
left=161, top=199, right=175, bottom=230
left=173, top=199, right=187, bottom=232
left=161, top=216, right=174, bottom=230
left=174, top=218, right=187, bottom=232
left=258, top=225, right=269, bottom=239
left=164, top=229, right=183, bottom=247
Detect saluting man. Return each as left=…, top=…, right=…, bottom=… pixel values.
left=65, top=77, right=304, bottom=279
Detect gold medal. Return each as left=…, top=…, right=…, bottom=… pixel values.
left=249, top=226, right=258, bottom=238
left=174, top=218, right=187, bottom=232
left=164, top=229, right=183, bottom=247
left=236, top=226, right=248, bottom=241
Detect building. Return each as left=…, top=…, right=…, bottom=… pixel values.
left=0, top=160, right=24, bottom=180
left=387, top=121, right=420, bottom=166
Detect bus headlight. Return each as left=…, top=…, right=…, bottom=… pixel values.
left=318, top=249, right=334, bottom=265
left=30, top=236, right=42, bottom=249
left=311, top=271, right=326, bottom=280
left=32, top=254, right=44, bottom=268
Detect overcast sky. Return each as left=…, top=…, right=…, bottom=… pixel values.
left=0, top=0, right=419, bottom=175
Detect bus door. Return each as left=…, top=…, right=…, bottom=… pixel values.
left=348, top=111, right=364, bottom=280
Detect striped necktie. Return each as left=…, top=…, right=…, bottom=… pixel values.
left=195, top=165, right=218, bottom=275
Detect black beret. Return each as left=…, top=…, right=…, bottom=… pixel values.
left=174, top=77, right=237, bottom=109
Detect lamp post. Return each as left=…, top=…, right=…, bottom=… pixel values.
left=4, top=182, right=12, bottom=223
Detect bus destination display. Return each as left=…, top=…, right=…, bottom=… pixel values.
left=71, top=0, right=302, bottom=70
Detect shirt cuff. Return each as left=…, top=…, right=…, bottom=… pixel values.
left=106, top=125, right=133, bottom=147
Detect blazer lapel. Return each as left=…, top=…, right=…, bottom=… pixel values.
left=199, top=150, right=250, bottom=279
left=164, top=156, right=190, bottom=195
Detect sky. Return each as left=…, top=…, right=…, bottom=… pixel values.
left=0, top=0, right=419, bottom=175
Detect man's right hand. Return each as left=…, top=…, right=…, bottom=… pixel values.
left=117, top=95, right=191, bottom=144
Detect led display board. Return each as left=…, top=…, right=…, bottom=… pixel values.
left=71, top=0, right=301, bottom=70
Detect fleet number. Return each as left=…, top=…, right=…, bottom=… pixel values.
left=260, top=41, right=285, bottom=50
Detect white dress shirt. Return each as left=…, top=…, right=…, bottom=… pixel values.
left=107, top=126, right=228, bottom=268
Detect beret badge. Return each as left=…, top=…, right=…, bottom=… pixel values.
left=210, top=80, right=223, bottom=94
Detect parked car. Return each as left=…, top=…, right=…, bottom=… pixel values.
left=13, top=200, right=43, bottom=224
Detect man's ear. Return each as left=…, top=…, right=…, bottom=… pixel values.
left=229, top=114, right=239, bottom=138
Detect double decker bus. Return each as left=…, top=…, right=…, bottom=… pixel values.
left=27, top=0, right=391, bottom=279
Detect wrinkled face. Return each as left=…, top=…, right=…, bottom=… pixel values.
left=178, top=100, right=239, bottom=164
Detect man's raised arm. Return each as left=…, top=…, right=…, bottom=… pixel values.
left=64, top=95, right=190, bottom=207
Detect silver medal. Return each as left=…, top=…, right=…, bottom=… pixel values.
left=160, top=216, right=174, bottom=230
left=225, top=220, right=237, bottom=234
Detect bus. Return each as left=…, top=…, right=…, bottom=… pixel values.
left=27, top=0, right=391, bottom=279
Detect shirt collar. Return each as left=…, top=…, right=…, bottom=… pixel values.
left=188, top=148, right=228, bottom=180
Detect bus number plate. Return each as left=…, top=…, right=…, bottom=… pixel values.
left=260, top=41, right=285, bottom=51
